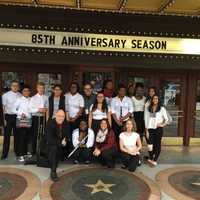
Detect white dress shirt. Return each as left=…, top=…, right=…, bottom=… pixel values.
left=72, top=128, right=95, bottom=148
left=13, top=96, right=31, bottom=119
left=111, top=96, right=133, bottom=120
left=132, top=96, right=146, bottom=112
left=144, top=106, right=169, bottom=129
left=2, top=91, right=22, bottom=114
left=65, top=92, right=84, bottom=118
left=29, top=93, right=48, bottom=116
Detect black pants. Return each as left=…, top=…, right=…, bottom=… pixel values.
left=73, top=147, right=92, bottom=162
left=100, top=147, right=118, bottom=168
left=2, top=114, right=17, bottom=158
left=16, top=127, right=31, bottom=157
left=48, top=145, right=63, bottom=172
left=134, top=112, right=145, bottom=139
left=91, top=119, right=102, bottom=136
left=121, top=152, right=139, bottom=172
left=112, top=118, right=123, bottom=140
left=31, top=116, right=45, bottom=155
left=148, top=127, right=163, bottom=161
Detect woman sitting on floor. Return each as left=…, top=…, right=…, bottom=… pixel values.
left=72, top=119, right=95, bottom=164
left=93, top=119, right=118, bottom=168
left=119, top=119, right=142, bottom=172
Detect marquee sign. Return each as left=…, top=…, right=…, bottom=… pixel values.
left=0, top=28, right=200, bottom=55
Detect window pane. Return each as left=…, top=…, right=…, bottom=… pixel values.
left=2, top=72, right=25, bottom=93
left=38, top=73, right=62, bottom=96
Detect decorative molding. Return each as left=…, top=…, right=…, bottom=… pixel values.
left=118, top=0, right=128, bottom=12
left=158, top=0, right=175, bottom=13
left=0, top=1, right=199, bottom=18
left=76, top=0, right=81, bottom=9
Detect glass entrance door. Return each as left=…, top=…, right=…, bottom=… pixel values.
left=194, top=80, right=200, bottom=138
left=158, top=77, right=185, bottom=138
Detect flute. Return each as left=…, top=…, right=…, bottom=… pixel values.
left=67, top=134, right=88, bottom=159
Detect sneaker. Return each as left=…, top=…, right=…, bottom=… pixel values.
left=152, top=161, right=158, bottom=166
left=73, top=160, right=79, bottom=164
left=26, top=152, right=32, bottom=158
left=138, top=159, right=142, bottom=166
left=18, top=156, right=25, bottom=162
left=147, top=159, right=157, bottom=167
left=121, top=164, right=127, bottom=169
left=85, top=160, right=91, bottom=165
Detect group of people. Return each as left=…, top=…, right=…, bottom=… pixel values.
left=1, top=79, right=170, bottom=181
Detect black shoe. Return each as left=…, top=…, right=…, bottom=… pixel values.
left=50, top=171, right=59, bottom=182
left=1, top=155, right=7, bottom=160
left=73, top=160, right=79, bottom=164
left=143, top=156, right=149, bottom=160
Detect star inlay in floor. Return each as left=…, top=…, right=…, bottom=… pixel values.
left=85, top=179, right=116, bottom=195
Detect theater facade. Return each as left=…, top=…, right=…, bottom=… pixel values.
left=0, top=1, right=200, bottom=146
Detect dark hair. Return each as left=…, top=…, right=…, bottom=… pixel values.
left=99, top=118, right=111, bottom=131
left=146, top=86, right=157, bottom=102
left=148, top=95, right=161, bottom=113
left=84, top=82, right=93, bottom=89
left=117, top=83, right=126, bottom=91
left=92, top=91, right=108, bottom=113
left=51, top=84, right=64, bottom=98
left=134, top=82, right=144, bottom=96
left=135, top=82, right=144, bottom=89
left=127, top=84, right=134, bottom=97
left=69, top=82, right=80, bottom=93
left=78, top=119, right=89, bottom=135
left=103, top=79, right=112, bottom=89
left=53, top=84, right=62, bottom=90
left=22, top=84, right=31, bottom=91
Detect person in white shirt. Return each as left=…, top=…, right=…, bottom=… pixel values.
left=132, top=83, right=146, bottom=140
left=72, top=119, right=95, bottom=164
left=88, top=92, right=111, bottom=136
left=119, top=119, right=142, bottom=172
left=111, top=84, right=133, bottom=139
left=29, top=82, right=48, bottom=155
left=65, top=82, right=84, bottom=136
left=1, top=80, right=22, bottom=160
left=144, top=94, right=169, bottom=166
left=14, top=85, right=32, bottom=162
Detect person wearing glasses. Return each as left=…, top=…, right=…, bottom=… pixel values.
left=82, top=83, right=96, bottom=120
left=47, top=85, right=65, bottom=121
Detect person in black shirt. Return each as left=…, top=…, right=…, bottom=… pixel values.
left=46, top=110, right=70, bottom=182
left=47, top=84, right=65, bottom=121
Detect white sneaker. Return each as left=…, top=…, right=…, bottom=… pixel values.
left=26, top=152, right=32, bottom=158
left=18, top=156, right=25, bottom=162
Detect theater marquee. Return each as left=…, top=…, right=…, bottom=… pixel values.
left=0, top=28, right=200, bottom=55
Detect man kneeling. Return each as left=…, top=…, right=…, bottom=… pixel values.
left=46, top=110, right=70, bottom=182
